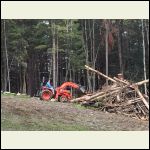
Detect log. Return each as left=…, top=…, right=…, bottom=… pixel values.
left=127, top=98, right=143, bottom=104
left=70, top=96, right=88, bottom=103
left=136, top=79, right=149, bottom=86
left=72, top=85, right=128, bottom=103
left=136, top=103, right=147, bottom=115
left=85, top=65, right=117, bottom=83
left=134, top=86, right=149, bottom=110
left=70, top=92, right=106, bottom=103
left=114, top=77, right=149, bottom=87
left=113, top=77, right=130, bottom=85
left=71, top=88, right=121, bottom=103
left=89, top=89, right=120, bottom=102
left=86, top=91, right=105, bottom=100
left=114, top=77, right=149, bottom=110
left=71, top=65, right=149, bottom=120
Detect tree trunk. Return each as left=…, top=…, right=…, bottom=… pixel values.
left=1, top=21, right=6, bottom=91
left=56, top=29, right=59, bottom=87
left=88, top=20, right=93, bottom=63
left=145, top=20, right=149, bottom=59
left=3, top=50, right=7, bottom=91
left=105, top=20, right=109, bottom=85
left=92, top=19, right=95, bottom=92
left=145, top=20, right=149, bottom=77
left=27, top=53, right=33, bottom=96
left=65, top=20, right=72, bottom=82
left=72, top=69, right=75, bottom=83
left=19, top=64, right=22, bottom=93
left=3, top=20, right=10, bottom=92
left=69, top=20, right=73, bottom=82
left=117, top=20, right=124, bottom=75
left=22, top=68, right=26, bottom=94
left=141, top=19, right=147, bottom=95
left=51, top=20, right=56, bottom=88
left=85, top=20, right=92, bottom=91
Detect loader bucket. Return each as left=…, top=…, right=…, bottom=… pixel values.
left=79, top=85, right=86, bottom=93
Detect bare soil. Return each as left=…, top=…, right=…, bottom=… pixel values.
left=1, top=95, right=149, bottom=131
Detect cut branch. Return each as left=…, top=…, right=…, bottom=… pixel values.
left=113, top=77, right=130, bottom=85
left=136, top=79, right=149, bottom=86
left=71, top=65, right=149, bottom=120
left=85, top=65, right=117, bottom=83
left=134, top=86, right=149, bottom=110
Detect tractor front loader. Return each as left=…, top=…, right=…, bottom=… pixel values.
left=40, top=82, right=85, bottom=102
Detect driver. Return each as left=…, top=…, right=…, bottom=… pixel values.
left=45, top=79, right=55, bottom=94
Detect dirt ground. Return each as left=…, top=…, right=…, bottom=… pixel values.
left=1, top=94, right=149, bottom=131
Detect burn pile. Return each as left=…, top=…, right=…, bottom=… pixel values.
left=71, top=65, right=149, bottom=120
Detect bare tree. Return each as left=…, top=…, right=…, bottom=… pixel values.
left=65, top=20, right=71, bottom=82
left=22, top=64, right=27, bottom=94
left=141, top=19, right=147, bottom=95
left=69, top=20, right=73, bottom=82
left=3, top=20, right=10, bottom=92
left=51, top=20, right=56, bottom=88
left=145, top=20, right=149, bottom=59
left=92, top=19, right=95, bottom=92
left=117, top=20, right=124, bottom=75
left=85, top=20, right=92, bottom=91
left=105, top=20, right=109, bottom=85
left=56, top=28, right=59, bottom=87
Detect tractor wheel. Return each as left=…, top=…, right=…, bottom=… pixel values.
left=41, top=90, right=53, bottom=101
left=59, top=95, right=69, bottom=103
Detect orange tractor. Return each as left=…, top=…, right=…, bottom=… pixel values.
left=40, top=82, right=85, bottom=102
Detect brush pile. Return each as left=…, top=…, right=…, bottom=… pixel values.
left=71, top=65, right=149, bottom=120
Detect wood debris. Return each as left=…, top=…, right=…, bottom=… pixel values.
left=71, top=65, right=149, bottom=121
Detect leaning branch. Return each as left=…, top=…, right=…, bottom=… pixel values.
left=85, top=65, right=117, bottom=83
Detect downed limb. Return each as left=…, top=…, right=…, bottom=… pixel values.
left=134, top=86, right=149, bottom=110
left=113, top=77, right=130, bottom=85
left=85, top=65, right=117, bottom=83
left=71, top=91, right=111, bottom=103
left=114, top=77, right=149, bottom=110
left=85, top=91, right=105, bottom=101
left=71, top=65, right=149, bottom=120
left=114, top=77, right=149, bottom=87
left=89, top=89, right=120, bottom=102
left=136, top=79, right=149, bottom=86
left=70, top=97, right=86, bottom=103
left=71, top=87, right=123, bottom=103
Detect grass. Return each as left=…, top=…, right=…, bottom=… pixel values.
left=1, top=93, right=30, bottom=99
left=72, top=103, right=86, bottom=110
left=1, top=95, right=149, bottom=131
left=1, top=112, right=90, bottom=131
left=1, top=94, right=91, bottom=131
left=1, top=92, right=16, bottom=96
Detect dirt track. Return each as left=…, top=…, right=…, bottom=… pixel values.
left=1, top=95, right=149, bottom=131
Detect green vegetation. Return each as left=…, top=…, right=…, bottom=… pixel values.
left=72, top=103, right=86, bottom=110
left=1, top=93, right=30, bottom=98
left=1, top=112, right=90, bottom=131
left=1, top=19, right=149, bottom=95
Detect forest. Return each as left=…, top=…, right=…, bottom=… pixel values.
left=1, top=19, right=149, bottom=96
